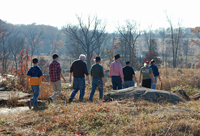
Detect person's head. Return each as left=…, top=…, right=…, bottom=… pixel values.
left=32, top=58, right=38, bottom=65
left=126, top=61, right=131, bottom=66
left=95, top=56, right=101, bottom=63
left=52, top=53, right=59, bottom=61
left=114, top=54, right=121, bottom=61
left=144, top=61, right=149, bottom=67
left=150, top=59, right=156, bottom=65
left=79, top=54, right=86, bottom=61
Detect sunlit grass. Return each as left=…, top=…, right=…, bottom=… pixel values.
left=1, top=68, right=200, bottom=135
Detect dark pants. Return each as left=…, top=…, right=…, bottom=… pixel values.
left=142, top=79, right=151, bottom=88
left=111, top=76, right=122, bottom=90
left=70, top=78, right=85, bottom=102
left=89, top=78, right=103, bottom=102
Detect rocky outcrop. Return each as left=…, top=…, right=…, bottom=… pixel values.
left=104, top=87, right=183, bottom=103
left=173, top=90, right=190, bottom=101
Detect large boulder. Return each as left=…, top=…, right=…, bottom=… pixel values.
left=104, top=87, right=183, bottom=103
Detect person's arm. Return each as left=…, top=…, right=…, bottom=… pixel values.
left=133, top=74, right=138, bottom=84
left=102, top=77, right=105, bottom=87
left=69, top=63, right=73, bottom=82
left=109, top=64, right=112, bottom=78
left=157, top=67, right=161, bottom=81
left=86, top=75, right=90, bottom=85
left=69, top=72, right=72, bottom=82
left=84, top=63, right=90, bottom=85
left=158, top=75, right=161, bottom=81
left=139, top=72, right=142, bottom=85
left=60, top=73, right=66, bottom=83
left=119, top=64, right=124, bottom=84
left=151, top=73, right=155, bottom=84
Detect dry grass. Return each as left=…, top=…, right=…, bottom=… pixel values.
left=0, top=96, right=200, bottom=135
left=37, top=83, right=53, bottom=100
left=136, top=68, right=200, bottom=91
left=1, top=68, right=200, bottom=135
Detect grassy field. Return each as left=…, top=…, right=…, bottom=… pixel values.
left=1, top=68, right=200, bottom=135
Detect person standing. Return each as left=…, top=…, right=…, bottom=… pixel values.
left=89, top=56, right=105, bottom=102
left=27, top=58, right=43, bottom=110
left=69, top=54, right=90, bottom=103
left=139, top=61, right=155, bottom=88
left=123, top=61, right=138, bottom=88
left=150, top=59, right=161, bottom=89
left=48, top=54, right=66, bottom=103
left=109, top=54, right=124, bottom=90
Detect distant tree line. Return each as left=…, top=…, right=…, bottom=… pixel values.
left=0, top=14, right=200, bottom=73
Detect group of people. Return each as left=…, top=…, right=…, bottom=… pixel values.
left=26, top=53, right=161, bottom=110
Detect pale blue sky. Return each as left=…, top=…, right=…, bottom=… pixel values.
left=0, top=0, right=199, bottom=32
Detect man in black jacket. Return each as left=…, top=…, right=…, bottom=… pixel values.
left=69, top=54, right=90, bottom=102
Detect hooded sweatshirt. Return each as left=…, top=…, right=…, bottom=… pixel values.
left=27, top=65, right=43, bottom=86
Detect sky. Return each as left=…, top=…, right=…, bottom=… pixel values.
left=0, top=0, right=200, bottom=32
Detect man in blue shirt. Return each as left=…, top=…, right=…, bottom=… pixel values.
left=150, top=59, right=161, bottom=89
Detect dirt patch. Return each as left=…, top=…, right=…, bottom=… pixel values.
left=152, top=108, right=192, bottom=117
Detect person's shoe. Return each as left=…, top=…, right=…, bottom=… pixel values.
left=47, top=97, right=53, bottom=104
left=68, top=98, right=73, bottom=103
left=26, top=101, right=32, bottom=109
left=32, top=106, right=38, bottom=110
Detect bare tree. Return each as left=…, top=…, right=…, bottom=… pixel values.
left=117, top=20, right=141, bottom=66
left=159, top=28, right=167, bottom=64
left=182, top=39, right=191, bottom=68
left=63, top=15, right=107, bottom=69
left=144, top=25, right=157, bottom=52
left=10, top=36, right=25, bottom=70
left=24, top=24, right=43, bottom=64
left=0, top=22, right=16, bottom=72
left=166, top=14, right=184, bottom=68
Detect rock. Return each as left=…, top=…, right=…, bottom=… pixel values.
left=173, top=90, right=190, bottom=101
left=104, top=87, right=183, bottom=103
left=0, top=91, right=32, bottom=101
left=0, top=107, right=29, bottom=115
left=191, top=93, right=200, bottom=100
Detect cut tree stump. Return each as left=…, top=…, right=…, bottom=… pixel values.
left=191, top=93, right=200, bottom=100
left=17, top=99, right=47, bottom=106
left=104, top=87, right=183, bottom=103
left=173, top=90, right=191, bottom=101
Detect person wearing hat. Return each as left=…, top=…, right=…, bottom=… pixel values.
left=139, top=61, right=155, bottom=88
left=123, top=61, right=138, bottom=88
left=150, top=59, right=161, bottom=89
left=89, top=56, right=105, bottom=102
left=109, top=54, right=124, bottom=90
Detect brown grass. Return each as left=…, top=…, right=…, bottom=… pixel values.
left=37, top=83, right=53, bottom=100
left=1, top=68, right=200, bottom=135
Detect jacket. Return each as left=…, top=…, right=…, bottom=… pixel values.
left=27, top=66, right=43, bottom=85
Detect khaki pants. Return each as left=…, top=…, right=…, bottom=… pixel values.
left=50, top=80, right=61, bottom=101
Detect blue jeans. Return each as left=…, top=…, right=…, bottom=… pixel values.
left=123, top=81, right=134, bottom=88
left=89, top=78, right=103, bottom=102
left=70, top=78, right=85, bottom=102
left=30, top=85, right=39, bottom=106
left=111, top=76, right=122, bottom=90
left=151, top=76, right=157, bottom=89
